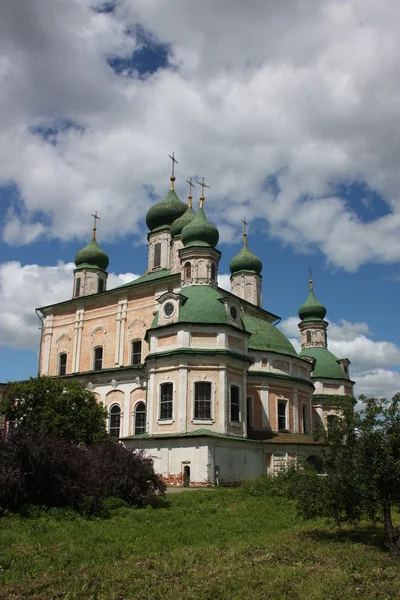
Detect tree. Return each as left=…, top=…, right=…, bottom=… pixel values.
left=0, top=377, right=108, bottom=445
left=290, top=394, right=400, bottom=556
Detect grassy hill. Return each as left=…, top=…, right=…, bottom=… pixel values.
left=0, top=488, right=399, bottom=599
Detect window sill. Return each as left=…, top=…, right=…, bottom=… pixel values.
left=157, top=419, right=174, bottom=425
left=192, top=419, right=214, bottom=425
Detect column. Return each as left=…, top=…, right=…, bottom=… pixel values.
left=219, top=367, right=227, bottom=432
left=261, top=385, right=270, bottom=429
left=293, top=388, right=299, bottom=433
left=178, top=365, right=188, bottom=433
left=123, top=388, right=130, bottom=437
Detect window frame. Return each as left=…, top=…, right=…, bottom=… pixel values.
left=109, top=404, right=121, bottom=438
left=277, top=400, right=287, bottom=431
left=153, top=243, right=162, bottom=268
left=75, top=277, right=81, bottom=298
left=131, top=339, right=142, bottom=366
left=302, top=403, right=308, bottom=434
left=184, top=262, right=191, bottom=280
left=93, top=346, right=103, bottom=371
left=193, top=381, right=212, bottom=421
left=306, top=330, right=312, bottom=343
left=230, top=385, right=241, bottom=423
left=134, top=401, right=146, bottom=435
left=58, top=352, right=67, bottom=376
left=159, top=382, right=174, bottom=421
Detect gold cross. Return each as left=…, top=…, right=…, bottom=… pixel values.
left=186, top=177, right=195, bottom=196
left=196, top=176, right=210, bottom=198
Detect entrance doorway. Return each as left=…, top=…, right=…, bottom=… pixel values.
left=183, top=465, right=191, bottom=487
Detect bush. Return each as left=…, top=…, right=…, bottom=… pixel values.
left=242, top=468, right=304, bottom=498
left=0, top=430, right=165, bottom=516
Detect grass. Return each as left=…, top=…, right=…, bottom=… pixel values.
left=0, top=488, right=400, bottom=599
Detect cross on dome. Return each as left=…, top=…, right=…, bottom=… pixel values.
left=196, top=176, right=210, bottom=208
left=91, top=211, right=101, bottom=240
left=169, top=151, right=178, bottom=189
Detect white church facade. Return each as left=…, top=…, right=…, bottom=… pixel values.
left=36, top=168, right=354, bottom=486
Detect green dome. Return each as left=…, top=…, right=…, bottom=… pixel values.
left=298, top=284, right=327, bottom=321
left=180, top=206, right=219, bottom=248
left=178, top=286, right=230, bottom=324
left=300, top=347, right=344, bottom=379
left=75, top=234, right=109, bottom=271
left=242, top=315, right=298, bottom=357
left=146, top=186, right=187, bottom=232
left=170, top=204, right=196, bottom=238
left=230, top=239, right=262, bottom=275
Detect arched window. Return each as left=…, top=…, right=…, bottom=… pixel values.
left=134, top=402, right=146, bottom=435
left=230, top=386, right=240, bottom=422
left=184, top=262, right=191, bottom=279
left=194, top=382, right=212, bottom=419
left=131, top=340, right=142, bottom=365
left=160, top=383, right=173, bottom=420
left=93, top=346, right=103, bottom=371
left=109, top=405, right=121, bottom=438
left=306, top=330, right=312, bottom=343
left=211, top=263, right=216, bottom=280
left=75, top=277, right=81, bottom=298
left=154, top=243, right=161, bottom=268
left=58, top=353, right=67, bottom=376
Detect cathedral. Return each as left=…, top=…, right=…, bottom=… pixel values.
left=36, top=165, right=354, bottom=486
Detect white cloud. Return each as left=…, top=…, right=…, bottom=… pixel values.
left=218, top=274, right=231, bottom=291
left=280, top=315, right=400, bottom=398
left=1, top=1, right=400, bottom=269
left=0, top=261, right=139, bottom=350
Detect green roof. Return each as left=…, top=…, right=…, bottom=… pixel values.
left=300, top=347, right=344, bottom=379
left=242, top=315, right=298, bottom=357
left=298, top=285, right=327, bottom=320
left=229, top=239, right=262, bottom=275
left=170, top=204, right=196, bottom=238
left=181, top=206, right=219, bottom=248
left=75, top=235, right=109, bottom=271
left=146, top=187, right=187, bottom=232
left=178, top=286, right=229, bottom=324
left=118, top=269, right=173, bottom=289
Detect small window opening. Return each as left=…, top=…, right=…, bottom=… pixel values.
left=75, top=277, right=81, bottom=297
left=58, top=353, right=67, bottom=376
left=230, top=386, right=240, bottom=422
left=93, top=346, right=103, bottom=371
left=154, top=243, right=161, bottom=268
left=134, top=402, right=146, bottom=435
left=211, top=263, right=216, bottom=280
left=109, top=405, right=121, bottom=438
left=277, top=401, right=287, bottom=431
left=131, top=340, right=142, bottom=365
left=246, top=397, right=253, bottom=429
left=302, top=404, right=308, bottom=433
left=98, top=279, right=104, bottom=293
left=194, top=382, right=212, bottom=419
left=184, top=262, right=191, bottom=279
left=160, top=382, right=173, bottom=420
left=306, top=330, right=312, bottom=343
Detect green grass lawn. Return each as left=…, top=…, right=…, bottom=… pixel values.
left=0, top=488, right=399, bottom=600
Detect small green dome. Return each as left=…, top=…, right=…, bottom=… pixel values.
left=170, top=204, right=196, bottom=238
left=230, top=238, right=262, bottom=275
left=298, top=283, right=327, bottom=321
left=146, top=186, right=187, bottom=232
left=180, top=206, right=219, bottom=248
left=300, top=347, right=344, bottom=379
left=75, top=235, right=109, bottom=271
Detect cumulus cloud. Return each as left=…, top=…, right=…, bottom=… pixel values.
left=280, top=315, right=400, bottom=398
left=2, top=1, right=400, bottom=269
left=0, top=261, right=139, bottom=350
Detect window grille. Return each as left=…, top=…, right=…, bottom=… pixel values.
left=109, top=405, right=121, bottom=437
left=160, top=383, right=173, bottom=420
left=278, top=401, right=286, bottom=431
left=134, top=402, right=146, bottom=435
left=194, top=382, right=212, bottom=419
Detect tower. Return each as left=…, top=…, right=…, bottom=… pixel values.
left=298, top=274, right=328, bottom=349
left=179, top=177, right=220, bottom=287
left=229, top=219, right=262, bottom=306
left=145, top=153, right=187, bottom=273
left=73, top=212, right=109, bottom=298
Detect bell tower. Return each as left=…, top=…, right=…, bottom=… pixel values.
left=298, top=273, right=328, bottom=349
left=73, top=212, right=109, bottom=298
left=229, top=219, right=262, bottom=307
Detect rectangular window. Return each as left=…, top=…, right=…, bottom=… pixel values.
left=58, top=353, right=67, bottom=376
left=98, top=279, right=104, bottom=293
left=302, top=404, right=308, bottom=433
left=230, top=386, right=240, bottom=422
left=75, top=277, right=81, bottom=297
left=93, top=346, right=103, bottom=371
left=194, top=382, right=212, bottom=419
left=278, top=401, right=286, bottom=431
left=131, top=340, right=142, bottom=365
left=154, top=243, right=161, bottom=268
left=160, top=383, right=173, bottom=420
left=246, top=396, right=253, bottom=429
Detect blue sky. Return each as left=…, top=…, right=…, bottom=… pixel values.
left=1, top=0, right=400, bottom=398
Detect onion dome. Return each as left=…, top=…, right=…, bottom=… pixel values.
left=180, top=200, right=219, bottom=248
left=298, top=279, right=327, bottom=321
left=229, top=233, right=262, bottom=275
left=170, top=188, right=196, bottom=238
left=146, top=174, right=187, bottom=232
left=75, top=227, right=109, bottom=271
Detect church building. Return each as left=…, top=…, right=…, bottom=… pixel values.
left=36, top=164, right=354, bottom=486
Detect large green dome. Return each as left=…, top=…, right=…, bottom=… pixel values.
left=146, top=185, right=187, bottom=232
left=298, top=283, right=327, bottom=321
left=180, top=205, right=219, bottom=248
left=170, top=204, right=196, bottom=238
left=230, top=238, right=262, bottom=275
left=75, top=233, right=109, bottom=271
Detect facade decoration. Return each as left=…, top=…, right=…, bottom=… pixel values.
left=36, top=159, right=354, bottom=486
